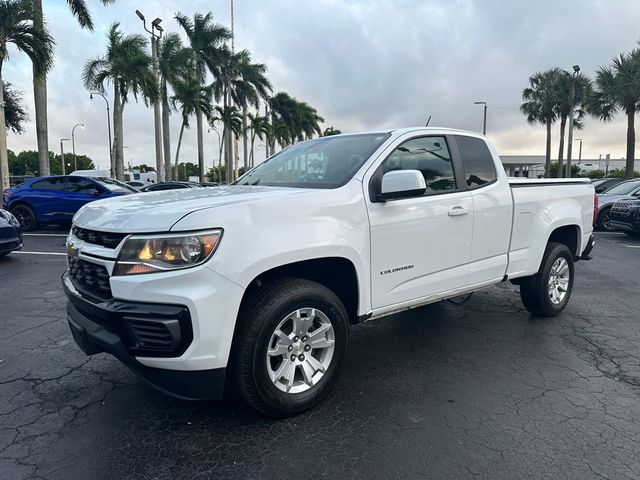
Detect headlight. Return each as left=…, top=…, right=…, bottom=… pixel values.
left=0, top=210, right=20, bottom=228
left=113, top=229, right=223, bottom=276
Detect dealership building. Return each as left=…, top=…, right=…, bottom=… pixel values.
left=500, top=155, right=640, bottom=178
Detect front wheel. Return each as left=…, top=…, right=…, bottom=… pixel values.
left=11, top=205, right=37, bottom=231
left=231, top=278, right=349, bottom=417
left=520, top=242, right=575, bottom=317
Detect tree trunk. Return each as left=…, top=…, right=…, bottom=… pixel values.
left=0, top=66, right=10, bottom=191
left=113, top=86, right=125, bottom=180
left=250, top=130, right=256, bottom=167
left=196, top=109, right=204, bottom=182
left=545, top=120, right=552, bottom=178
left=174, top=120, right=185, bottom=168
left=626, top=109, right=636, bottom=179
left=162, top=80, right=172, bottom=181
left=242, top=106, right=248, bottom=170
left=32, top=0, right=50, bottom=177
left=557, top=115, right=566, bottom=178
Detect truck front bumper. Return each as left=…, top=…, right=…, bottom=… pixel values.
left=63, top=272, right=229, bottom=401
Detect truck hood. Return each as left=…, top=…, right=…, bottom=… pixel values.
left=73, top=186, right=308, bottom=232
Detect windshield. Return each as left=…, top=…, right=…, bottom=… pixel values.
left=602, top=180, right=640, bottom=195
left=96, top=177, right=137, bottom=193
left=235, top=133, right=390, bottom=188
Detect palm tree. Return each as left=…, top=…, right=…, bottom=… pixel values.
left=175, top=11, right=231, bottom=182
left=521, top=68, right=563, bottom=177
left=591, top=47, right=640, bottom=179
left=247, top=113, right=270, bottom=167
left=31, top=0, right=115, bottom=177
left=269, top=92, right=324, bottom=149
left=82, top=22, right=157, bottom=180
left=322, top=126, right=341, bottom=136
left=554, top=72, right=591, bottom=177
left=0, top=0, right=53, bottom=191
left=170, top=68, right=214, bottom=172
left=158, top=33, right=191, bottom=180
left=223, top=50, right=272, bottom=172
left=3, top=82, right=28, bottom=134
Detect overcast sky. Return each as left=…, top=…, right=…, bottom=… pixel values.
left=5, top=0, right=640, bottom=171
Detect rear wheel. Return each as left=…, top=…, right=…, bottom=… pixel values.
left=597, top=207, right=613, bottom=231
left=11, top=205, right=37, bottom=231
left=231, top=278, right=349, bottom=417
left=520, top=242, right=574, bottom=317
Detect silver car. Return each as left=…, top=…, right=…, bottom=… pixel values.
left=596, top=179, right=640, bottom=231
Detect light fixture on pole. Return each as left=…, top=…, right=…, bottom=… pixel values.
left=60, top=139, right=70, bottom=175
left=565, top=65, right=580, bottom=178
left=90, top=92, right=113, bottom=177
left=71, top=123, right=84, bottom=173
left=135, top=10, right=165, bottom=182
left=474, top=101, right=488, bottom=135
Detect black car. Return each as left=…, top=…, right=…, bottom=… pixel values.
left=592, top=178, right=625, bottom=194
left=610, top=197, right=640, bottom=237
left=0, top=209, right=23, bottom=257
left=139, top=182, right=204, bottom=192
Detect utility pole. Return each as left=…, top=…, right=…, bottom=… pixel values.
left=474, top=101, right=487, bottom=135
left=136, top=10, right=164, bottom=182
left=60, top=139, right=70, bottom=175
left=566, top=65, right=580, bottom=178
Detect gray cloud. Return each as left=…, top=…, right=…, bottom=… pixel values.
left=5, top=0, right=640, bottom=170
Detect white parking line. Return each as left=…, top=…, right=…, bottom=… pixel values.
left=12, top=251, right=66, bottom=256
left=23, top=233, right=68, bottom=237
left=625, top=245, right=640, bottom=249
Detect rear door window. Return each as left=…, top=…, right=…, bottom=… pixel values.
left=455, top=136, right=497, bottom=189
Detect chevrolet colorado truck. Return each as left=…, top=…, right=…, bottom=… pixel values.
left=62, top=128, right=596, bottom=416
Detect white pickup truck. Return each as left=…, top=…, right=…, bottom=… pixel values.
left=62, top=128, right=596, bottom=416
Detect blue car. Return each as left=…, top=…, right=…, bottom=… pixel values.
left=0, top=209, right=22, bottom=257
left=2, top=176, right=136, bottom=231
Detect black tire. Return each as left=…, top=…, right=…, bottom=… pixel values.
left=597, top=207, right=613, bottom=231
left=519, top=242, right=574, bottom=317
left=231, top=278, right=349, bottom=417
left=11, top=204, right=37, bottom=231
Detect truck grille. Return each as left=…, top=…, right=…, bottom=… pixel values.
left=72, top=226, right=127, bottom=249
left=68, top=257, right=112, bottom=300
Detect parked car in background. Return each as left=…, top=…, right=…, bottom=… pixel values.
left=596, top=179, right=640, bottom=231
left=126, top=180, right=148, bottom=190
left=610, top=197, right=640, bottom=237
left=2, top=176, right=136, bottom=231
left=139, top=181, right=204, bottom=192
left=0, top=209, right=22, bottom=257
left=591, top=178, right=625, bottom=194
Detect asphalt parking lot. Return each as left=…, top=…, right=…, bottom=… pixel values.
left=1, top=230, right=639, bottom=480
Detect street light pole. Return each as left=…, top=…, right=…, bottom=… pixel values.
left=208, top=128, right=222, bottom=182
left=575, top=138, right=583, bottom=163
left=566, top=65, right=580, bottom=178
left=90, top=92, right=113, bottom=177
left=60, top=139, right=70, bottom=175
left=71, top=123, right=84, bottom=173
left=136, top=10, right=164, bottom=182
left=474, top=101, right=487, bottom=135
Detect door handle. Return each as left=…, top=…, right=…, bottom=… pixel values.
left=448, top=206, right=469, bottom=216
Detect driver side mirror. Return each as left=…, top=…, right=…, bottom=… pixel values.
left=87, top=188, right=99, bottom=196
left=378, top=170, right=426, bottom=201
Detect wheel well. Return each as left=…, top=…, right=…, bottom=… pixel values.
left=241, top=257, right=360, bottom=323
left=548, top=225, right=580, bottom=257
